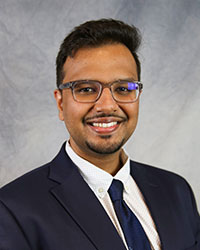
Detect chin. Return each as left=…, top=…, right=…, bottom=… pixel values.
left=85, top=139, right=125, bottom=155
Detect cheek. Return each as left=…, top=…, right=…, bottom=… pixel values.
left=62, top=99, right=93, bottom=125
left=63, top=107, right=82, bottom=125
left=120, top=103, right=139, bottom=120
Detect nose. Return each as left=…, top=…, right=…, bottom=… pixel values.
left=94, top=87, right=118, bottom=113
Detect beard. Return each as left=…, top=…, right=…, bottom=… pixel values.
left=85, top=136, right=125, bottom=154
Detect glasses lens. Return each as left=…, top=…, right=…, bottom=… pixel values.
left=73, top=81, right=101, bottom=102
left=112, top=81, right=139, bottom=102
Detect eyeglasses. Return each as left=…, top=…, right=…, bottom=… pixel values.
left=58, top=79, right=143, bottom=103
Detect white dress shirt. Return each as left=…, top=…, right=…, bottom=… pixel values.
left=66, top=142, right=161, bottom=250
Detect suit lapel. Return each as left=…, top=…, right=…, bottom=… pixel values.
left=48, top=144, right=126, bottom=250
left=130, top=161, right=183, bottom=250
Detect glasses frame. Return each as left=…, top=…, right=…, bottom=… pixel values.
left=58, top=79, right=143, bottom=103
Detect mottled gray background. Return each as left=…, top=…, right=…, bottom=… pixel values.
left=0, top=0, right=199, bottom=208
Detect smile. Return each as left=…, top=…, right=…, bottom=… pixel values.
left=87, top=121, right=121, bottom=134
left=92, top=122, right=117, bottom=128
left=84, top=115, right=127, bottom=134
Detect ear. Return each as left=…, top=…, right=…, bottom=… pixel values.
left=54, top=89, right=64, bottom=121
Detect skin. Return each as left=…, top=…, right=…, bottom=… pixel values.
left=54, top=43, right=141, bottom=175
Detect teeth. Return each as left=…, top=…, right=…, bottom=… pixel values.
left=92, top=122, right=117, bottom=128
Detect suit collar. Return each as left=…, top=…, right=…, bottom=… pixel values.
left=48, top=143, right=126, bottom=250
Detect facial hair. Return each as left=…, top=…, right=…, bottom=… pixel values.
left=85, top=137, right=125, bottom=154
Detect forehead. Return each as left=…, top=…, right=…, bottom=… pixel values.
left=62, top=43, right=138, bottom=82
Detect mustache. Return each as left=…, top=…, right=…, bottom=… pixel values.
left=84, top=113, right=128, bottom=123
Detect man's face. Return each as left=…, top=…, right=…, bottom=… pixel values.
left=54, top=43, right=140, bottom=158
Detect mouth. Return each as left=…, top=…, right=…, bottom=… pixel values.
left=91, top=121, right=118, bottom=128
left=87, top=122, right=120, bottom=134
left=85, top=116, right=125, bottom=134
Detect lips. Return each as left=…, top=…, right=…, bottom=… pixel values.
left=88, top=122, right=119, bottom=134
left=85, top=116, right=126, bottom=134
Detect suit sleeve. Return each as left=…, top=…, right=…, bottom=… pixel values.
left=184, top=180, right=200, bottom=249
left=0, top=200, right=31, bottom=250
left=190, top=187, right=200, bottom=248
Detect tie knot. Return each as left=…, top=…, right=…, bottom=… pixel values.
left=108, top=179, right=124, bottom=202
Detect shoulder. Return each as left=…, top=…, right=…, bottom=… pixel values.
left=0, top=142, right=76, bottom=209
left=130, top=160, right=198, bottom=210
left=0, top=143, right=69, bottom=201
left=130, top=160, right=189, bottom=185
left=129, top=160, right=199, bottom=207
left=0, top=162, right=51, bottom=201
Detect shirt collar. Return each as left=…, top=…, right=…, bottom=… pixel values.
left=65, top=141, right=131, bottom=198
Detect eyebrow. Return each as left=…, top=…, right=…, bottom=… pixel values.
left=62, top=77, right=139, bottom=85
left=116, top=78, right=138, bottom=82
left=77, top=78, right=139, bottom=83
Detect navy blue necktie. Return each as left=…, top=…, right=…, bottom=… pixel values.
left=108, top=179, right=151, bottom=250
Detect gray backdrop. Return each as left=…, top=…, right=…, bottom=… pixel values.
left=0, top=0, right=199, bottom=208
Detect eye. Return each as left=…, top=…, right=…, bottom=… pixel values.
left=74, top=83, right=98, bottom=95
left=114, top=86, right=132, bottom=95
left=116, top=86, right=130, bottom=92
left=78, top=87, right=96, bottom=93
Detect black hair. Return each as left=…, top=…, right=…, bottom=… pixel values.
left=56, top=18, right=142, bottom=87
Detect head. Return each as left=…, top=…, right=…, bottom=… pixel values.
left=56, top=18, right=141, bottom=88
left=54, top=19, right=142, bottom=162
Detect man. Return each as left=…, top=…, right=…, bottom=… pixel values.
left=0, top=19, right=199, bottom=250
